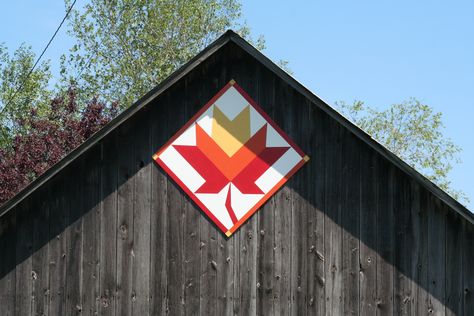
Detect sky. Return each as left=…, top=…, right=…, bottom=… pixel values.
left=0, top=1, right=473, bottom=210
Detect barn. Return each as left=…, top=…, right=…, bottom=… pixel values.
left=0, top=30, right=472, bottom=315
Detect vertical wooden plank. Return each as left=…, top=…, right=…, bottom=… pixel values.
left=132, top=110, right=152, bottom=316
left=445, top=210, right=463, bottom=315
left=150, top=96, right=169, bottom=315
left=82, top=147, right=101, bottom=315
left=324, top=114, right=343, bottom=316
left=15, top=201, right=33, bottom=316
left=273, top=188, right=292, bottom=315
left=183, top=192, right=202, bottom=316
left=184, top=194, right=201, bottom=316
left=341, top=130, right=360, bottom=316
left=393, top=171, right=412, bottom=315
left=307, top=107, right=326, bottom=316
left=359, top=147, right=377, bottom=316
left=0, top=212, right=16, bottom=316
left=272, top=79, right=292, bottom=316
left=166, top=87, right=185, bottom=316
left=289, top=93, right=308, bottom=315
left=257, top=197, right=275, bottom=316
left=180, top=77, right=202, bottom=316
left=116, top=123, right=135, bottom=316
left=427, top=195, right=446, bottom=316
left=256, top=69, right=275, bottom=316
left=99, top=135, right=118, bottom=315
left=49, top=176, right=68, bottom=315
left=238, top=214, right=257, bottom=315
left=199, top=204, right=218, bottom=316
left=464, top=223, right=474, bottom=314
left=65, top=160, right=84, bottom=315
left=232, top=229, right=241, bottom=315
left=375, top=158, right=394, bottom=316
left=216, top=228, right=234, bottom=315
left=414, top=187, right=429, bottom=315
left=31, top=191, right=50, bottom=316
left=167, top=179, right=184, bottom=316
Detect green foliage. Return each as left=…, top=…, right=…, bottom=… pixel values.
left=62, top=0, right=262, bottom=107
left=0, top=44, right=52, bottom=147
left=276, top=59, right=293, bottom=75
left=336, top=98, right=468, bottom=203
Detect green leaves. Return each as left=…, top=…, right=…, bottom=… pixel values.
left=0, top=44, right=52, bottom=147
left=336, top=99, right=467, bottom=203
left=62, top=0, right=257, bottom=107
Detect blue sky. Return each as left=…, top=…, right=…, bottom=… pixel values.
left=0, top=1, right=473, bottom=210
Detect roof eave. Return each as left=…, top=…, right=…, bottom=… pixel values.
left=1, top=29, right=472, bottom=226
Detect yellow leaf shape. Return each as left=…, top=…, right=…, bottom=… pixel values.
left=212, top=105, right=251, bottom=156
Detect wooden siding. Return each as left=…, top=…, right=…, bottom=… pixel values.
left=0, top=41, right=473, bottom=315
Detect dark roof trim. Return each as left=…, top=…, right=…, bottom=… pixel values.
left=1, top=30, right=472, bottom=225
left=225, top=32, right=473, bottom=224
left=0, top=31, right=232, bottom=217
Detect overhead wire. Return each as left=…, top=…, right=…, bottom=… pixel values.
left=1, top=0, right=78, bottom=114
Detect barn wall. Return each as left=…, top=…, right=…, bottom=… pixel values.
left=0, top=42, right=473, bottom=315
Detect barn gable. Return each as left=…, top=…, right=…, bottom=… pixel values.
left=0, top=30, right=472, bottom=315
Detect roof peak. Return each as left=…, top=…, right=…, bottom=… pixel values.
left=1, top=29, right=471, bottom=225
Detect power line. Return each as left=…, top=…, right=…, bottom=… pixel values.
left=1, top=0, right=78, bottom=114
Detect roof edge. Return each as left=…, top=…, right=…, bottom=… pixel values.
left=225, top=31, right=473, bottom=224
left=1, top=29, right=472, bottom=226
left=0, top=30, right=234, bottom=217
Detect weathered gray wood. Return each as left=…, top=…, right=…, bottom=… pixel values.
left=415, top=187, right=429, bottom=315
left=273, top=186, right=292, bottom=315
left=445, top=211, right=463, bottom=315
left=199, top=203, right=218, bottom=316
left=305, top=103, right=326, bottom=315
left=393, top=170, right=412, bottom=315
left=65, top=159, right=84, bottom=315
left=116, top=123, right=135, bottom=316
left=359, top=147, right=377, bottom=316
left=31, top=190, right=50, bottom=316
left=99, top=135, right=118, bottom=315
left=0, top=212, right=16, bottom=316
left=15, top=200, right=33, bottom=316
left=216, top=227, right=234, bottom=316
left=272, top=78, right=293, bottom=316
left=257, top=195, right=275, bottom=315
left=324, top=112, right=343, bottom=316
left=82, top=146, right=101, bottom=315
left=341, top=129, right=360, bottom=316
left=376, top=158, right=394, bottom=315
left=165, top=87, right=185, bottom=316
left=238, top=214, right=258, bottom=315
left=289, top=92, right=308, bottom=316
left=256, top=69, right=275, bottom=316
left=48, top=176, right=68, bottom=316
left=427, top=195, right=446, bottom=315
left=149, top=96, right=169, bottom=315
left=132, top=110, right=152, bottom=315
left=464, top=223, right=474, bottom=314
left=182, top=79, right=202, bottom=315
left=232, top=230, right=241, bottom=315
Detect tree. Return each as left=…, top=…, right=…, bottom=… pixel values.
left=0, top=44, right=52, bottom=147
left=0, top=87, right=118, bottom=205
left=0, top=0, right=273, bottom=205
left=336, top=98, right=467, bottom=203
left=62, top=0, right=264, bottom=107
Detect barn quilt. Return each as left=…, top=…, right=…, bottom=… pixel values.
left=153, top=80, right=308, bottom=236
